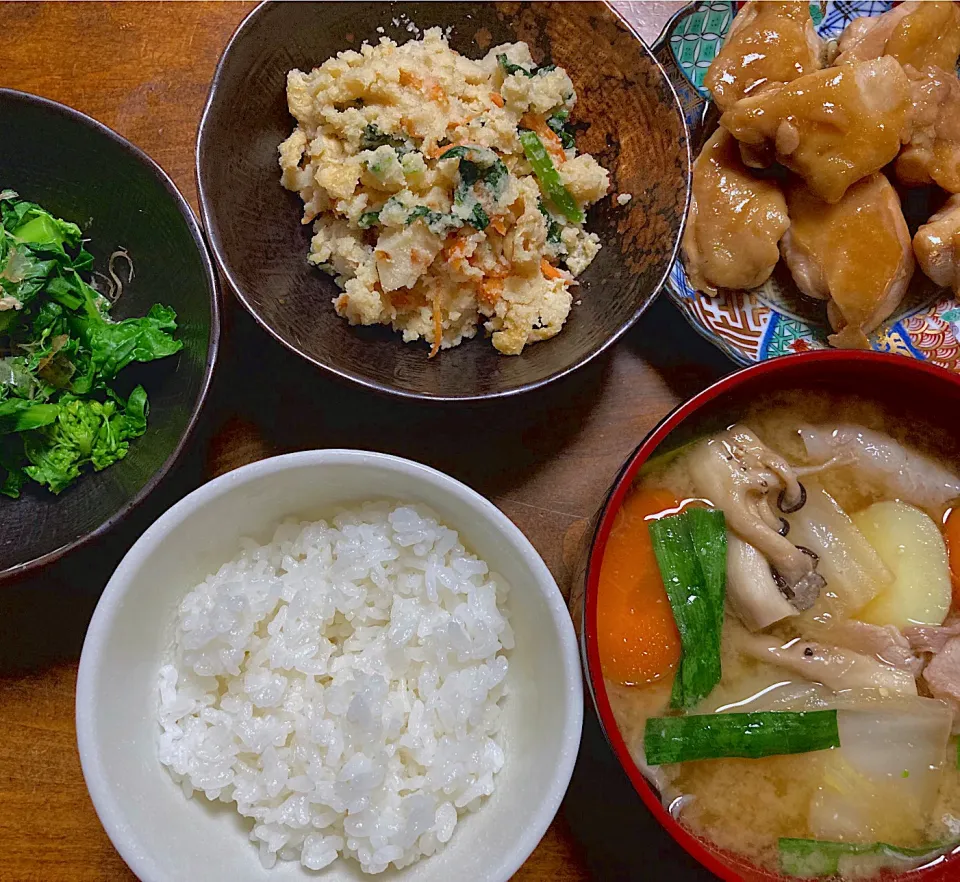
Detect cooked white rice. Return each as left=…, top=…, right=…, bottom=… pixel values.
left=156, top=502, right=512, bottom=874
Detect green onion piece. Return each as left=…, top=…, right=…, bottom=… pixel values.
left=687, top=508, right=727, bottom=637
left=358, top=210, right=380, bottom=230
left=518, top=130, right=583, bottom=224
left=778, top=837, right=955, bottom=879
left=644, top=711, right=840, bottom=765
left=649, top=512, right=722, bottom=708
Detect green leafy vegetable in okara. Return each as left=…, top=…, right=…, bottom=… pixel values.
left=537, top=200, right=565, bottom=249
left=496, top=53, right=557, bottom=78
left=778, top=837, right=956, bottom=879
left=644, top=711, right=840, bottom=765
left=440, top=145, right=511, bottom=232
left=648, top=509, right=727, bottom=709
left=358, top=210, right=381, bottom=230
left=518, top=130, right=583, bottom=224
left=546, top=108, right=576, bottom=150
left=359, top=123, right=413, bottom=156
left=405, top=206, right=457, bottom=235
left=0, top=192, right=181, bottom=496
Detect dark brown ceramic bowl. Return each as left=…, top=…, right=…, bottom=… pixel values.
left=0, top=89, right=219, bottom=583
left=197, top=1, right=690, bottom=401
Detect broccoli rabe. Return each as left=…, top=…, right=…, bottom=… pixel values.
left=0, top=192, right=181, bottom=496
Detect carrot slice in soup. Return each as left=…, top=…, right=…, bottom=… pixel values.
left=597, top=487, right=682, bottom=686
left=944, top=507, right=960, bottom=605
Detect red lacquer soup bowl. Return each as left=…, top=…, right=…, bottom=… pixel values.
left=581, top=350, right=960, bottom=882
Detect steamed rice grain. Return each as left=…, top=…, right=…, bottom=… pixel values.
left=156, top=502, right=512, bottom=874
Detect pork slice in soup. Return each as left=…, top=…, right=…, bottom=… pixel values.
left=598, top=393, right=960, bottom=879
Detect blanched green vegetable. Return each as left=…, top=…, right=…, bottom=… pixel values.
left=0, top=192, right=181, bottom=496
left=779, top=837, right=954, bottom=878
left=440, top=145, right=510, bottom=231
left=518, top=130, right=583, bottom=223
left=644, top=711, right=840, bottom=764
left=546, top=108, right=576, bottom=150
left=649, top=510, right=727, bottom=709
left=496, top=53, right=556, bottom=78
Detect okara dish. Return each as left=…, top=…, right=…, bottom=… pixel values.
left=586, top=352, right=960, bottom=882
left=279, top=27, right=610, bottom=356
left=158, top=501, right=512, bottom=875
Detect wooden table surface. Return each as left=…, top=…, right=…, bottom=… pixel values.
left=0, top=3, right=724, bottom=881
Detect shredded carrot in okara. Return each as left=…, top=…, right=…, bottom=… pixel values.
left=430, top=296, right=443, bottom=358
left=428, top=140, right=466, bottom=158
left=541, top=258, right=566, bottom=280
left=490, top=217, right=507, bottom=235
left=446, top=236, right=470, bottom=259
left=477, top=277, right=504, bottom=306
left=399, top=70, right=424, bottom=89
left=490, top=91, right=505, bottom=108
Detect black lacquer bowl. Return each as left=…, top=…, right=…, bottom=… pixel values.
left=0, top=89, right=219, bottom=582
left=197, top=1, right=690, bottom=401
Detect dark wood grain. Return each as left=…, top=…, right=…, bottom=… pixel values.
left=0, top=3, right=721, bottom=881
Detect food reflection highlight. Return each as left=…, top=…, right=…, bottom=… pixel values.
left=598, top=392, right=960, bottom=880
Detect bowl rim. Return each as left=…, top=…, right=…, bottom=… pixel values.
left=581, top=350, right=960, bottom=882
left=0, top=87, right=221, bottom=586
left=194, top=0, right=692, bottom=403
left=76, top=447, right=585, bottom=882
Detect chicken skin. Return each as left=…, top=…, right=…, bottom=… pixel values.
left=720, top=57, right=911, bottom=204
left=897, top=65, right=960, bottom=193
left=780, top=174, right=914, bottom=349
left=914, top=193, right=960, bottom=292
left=681, top=128, right=790, bottom=294
left=704, top=1, right=824, bottom=112
left=836, top=1, right=960, bottom=72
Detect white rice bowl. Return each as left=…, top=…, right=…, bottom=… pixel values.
left=157, top=502, right=513, bottom=875
left=77, top=450, right=582, bottom=882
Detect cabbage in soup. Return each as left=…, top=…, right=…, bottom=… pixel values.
left=598, top=392, right=960, bottom=880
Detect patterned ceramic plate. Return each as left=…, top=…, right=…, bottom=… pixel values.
left=651, top=1, right=960, bottom=371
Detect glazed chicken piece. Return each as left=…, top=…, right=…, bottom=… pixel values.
left=897, top=65, right=960, bottom=193
left=779, top=174, right=914, bottom=349
left=681, top=128, right=789, bottom=294
left=704, top=0, right=824, bottom=112
left=915, top=194, right=960, bottom=293
left=719, top=57, right=911, bottom=204
left=836, top=1, right=960, bottom=72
